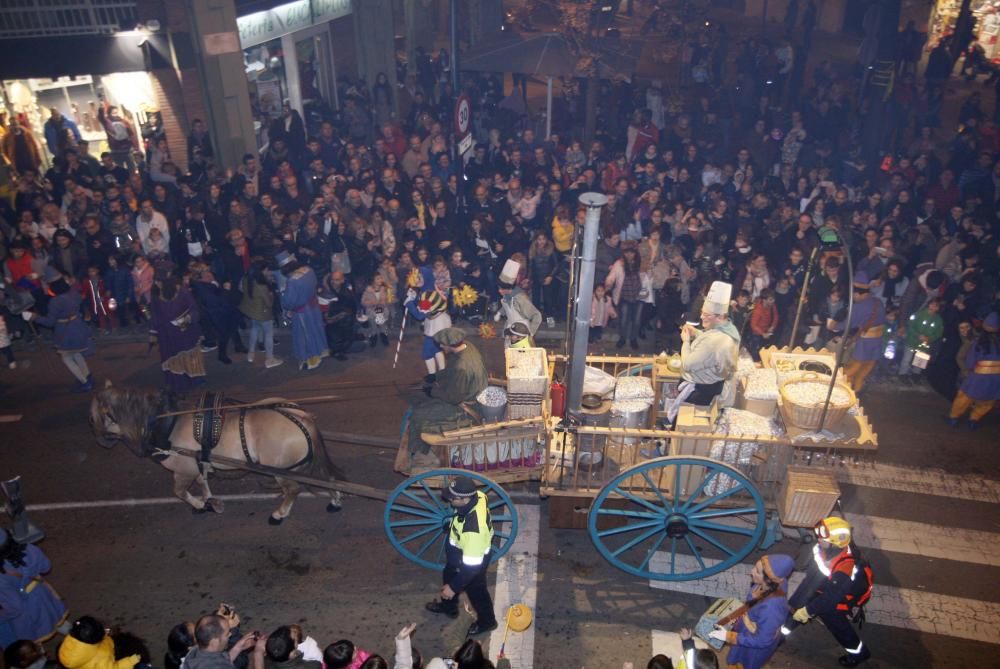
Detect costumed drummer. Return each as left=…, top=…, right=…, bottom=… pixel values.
left=842, top=272, right=886, bottom=394
left=423, top=476, right=499, bottom=638
left=706, top=553, right=795, bottom=669
left=948, top=311, right=1000, bottom=429
left=406, top=328, right=489, bottom=469
left=781, top=517, right=874, bottom=667
left=669, top=281, right=741, bottom=422
left=496, top=260, right=542, bottom=348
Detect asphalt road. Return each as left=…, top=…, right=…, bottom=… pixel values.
left=1, top=328, right=998, bottom=668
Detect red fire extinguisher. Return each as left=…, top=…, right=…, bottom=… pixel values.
left=550, top=381, right=566, bottom=418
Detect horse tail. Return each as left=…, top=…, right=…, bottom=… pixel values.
left=303, top=427, right=346, bottom=484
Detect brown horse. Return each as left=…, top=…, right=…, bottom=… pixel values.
left=90, top=381, right=342, bottom=523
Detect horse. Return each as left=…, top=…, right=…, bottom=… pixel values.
left=90, top=381, right=343, bottom=524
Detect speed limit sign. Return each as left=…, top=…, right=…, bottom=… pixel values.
left=454, top=94, right=471, bottom=137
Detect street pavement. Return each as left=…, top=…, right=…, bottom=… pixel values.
left=1, top=327, right=998, bottom=668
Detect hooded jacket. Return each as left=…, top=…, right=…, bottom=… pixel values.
left=58, top=636, right=139, bottom=669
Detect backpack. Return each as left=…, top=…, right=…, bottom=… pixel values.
left=831, top=551, right=874, bottom=625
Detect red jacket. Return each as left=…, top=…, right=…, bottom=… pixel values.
left=750, top=299, right=779, bottom=336
left=5, top=254, right=39, bottom=290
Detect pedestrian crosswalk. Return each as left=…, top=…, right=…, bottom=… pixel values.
left=485, top=465, right=1000, bottom=667
left=837, top=461, right=1000, bottom=504
left=648, top=553, right=1000, bottom=644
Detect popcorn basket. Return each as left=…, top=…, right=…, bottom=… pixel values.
left=778, top=372, right=856, bottom=431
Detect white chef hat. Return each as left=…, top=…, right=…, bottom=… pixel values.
left=499, top=259, right=521, bottom=288
left=704, top=281, right=732, bottom=316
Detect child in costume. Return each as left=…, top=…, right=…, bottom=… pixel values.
left=405, top=288, right=452, bottom=390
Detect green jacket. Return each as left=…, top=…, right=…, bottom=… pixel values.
left=239, top=277, right=275, bottom=322
left=903, top=307, right=942, bottom=349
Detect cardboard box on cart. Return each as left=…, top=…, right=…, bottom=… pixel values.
left=667, top=399, right=721, bottom=496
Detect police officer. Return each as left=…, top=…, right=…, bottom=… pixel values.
left=424, top=476, right=499, bottom=637
left=781, top=517, right=873, bottom=667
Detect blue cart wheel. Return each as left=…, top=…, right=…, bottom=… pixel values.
left=384, top=468, right=519, bottom=570
left=588, top=456, right=766, bottom=581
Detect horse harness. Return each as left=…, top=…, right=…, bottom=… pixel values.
left=141, top=391, right=315, bottom=473
left=193, top=393, right=315, bottom=472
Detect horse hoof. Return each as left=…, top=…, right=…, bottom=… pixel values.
left=206, top=498, right=225, bottom=513
left=268, top=515, right=284, bottom=526
left=192, top=507, right=210, bottom=515
left=326, top=502, right=342, bottom=513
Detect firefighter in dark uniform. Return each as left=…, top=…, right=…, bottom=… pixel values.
left=781, top=517, right=873, bottom=667
left=424, top=476, right=499, bottom=637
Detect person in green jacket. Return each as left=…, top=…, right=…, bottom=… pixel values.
left=898, top=298, right=942, bottom=378
left=239, top=259, right=283, bottom=368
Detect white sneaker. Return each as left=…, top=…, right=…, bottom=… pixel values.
left=7, top=362, right=15, bottom=370
left=247, top=352, right=255, bottom=363
left=265, top=357, right=284, bottom=369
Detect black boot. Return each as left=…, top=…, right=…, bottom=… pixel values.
left=368, top=335, right=377, bottom=348
left=218, top=342, right=232, bottom=365
left=616, top=338, right=626, bottom=349
left=838, top=647, right=871, bottom=667
left=380, top=332, right=390, bottom=346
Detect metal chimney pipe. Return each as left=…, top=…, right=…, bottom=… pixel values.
left=566, top=192, right=608, bottom=417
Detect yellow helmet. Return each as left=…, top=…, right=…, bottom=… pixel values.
left=814, top=516, right=851, bottom=548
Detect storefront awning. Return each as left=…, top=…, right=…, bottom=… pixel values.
left=0, top=33, right=170, bottom=79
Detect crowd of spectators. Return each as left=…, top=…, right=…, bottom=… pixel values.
left=1, top=10, right=998, bottom=395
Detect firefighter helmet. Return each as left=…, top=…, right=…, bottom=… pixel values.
left=814, top=516, right=852, bottom=548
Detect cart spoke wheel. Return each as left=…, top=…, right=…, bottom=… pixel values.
left=384, top=468, right=519, bottom=570
left=588, top=456, right=766, bottom=581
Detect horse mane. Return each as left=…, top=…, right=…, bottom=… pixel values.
left=101, top=387, right=166, bottom=447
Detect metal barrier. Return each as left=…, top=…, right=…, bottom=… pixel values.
left=0, top=0, right=137, bottom=38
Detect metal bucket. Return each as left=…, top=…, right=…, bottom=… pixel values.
left=608, top=399, right=653, bottom=469
left=577, top=399, right=612, bottom=469
left=476, top=386, right=508, bottom=422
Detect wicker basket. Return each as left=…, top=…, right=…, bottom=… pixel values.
left=778, top=372, right=856, bottom=431
left=778, top=467, right=841, bottom=527
left=506, top=347, right=548, bottom=419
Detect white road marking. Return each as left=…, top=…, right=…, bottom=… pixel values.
left=489, top=504, right=540, bottom=668
left=648, top=554, right=1000, bottom=644
left=838, top=463, right=1000, bottom=504
left=846, top=513, right=1000, bottom=568
left=650, top=630, right=710, bottom=662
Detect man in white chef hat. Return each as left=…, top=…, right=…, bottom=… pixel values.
left=668, top=280, right=742, bottom=423
left=496, top=258, right=543, bottom=348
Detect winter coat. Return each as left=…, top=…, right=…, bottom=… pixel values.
left=33, top=290, right=93, bottom=353
left=903, top=307, right=943, bottom=349
left=551, top=216, right=575, bottom=253
left=239, top=277, right=276, bottom=322
left=58, top=636, right=139, bottom=669
left=590, top=295, right=617, bottom=327
left=132, top=264, right=154, bottom=303
left=750, top=300, right=779, bottom=336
